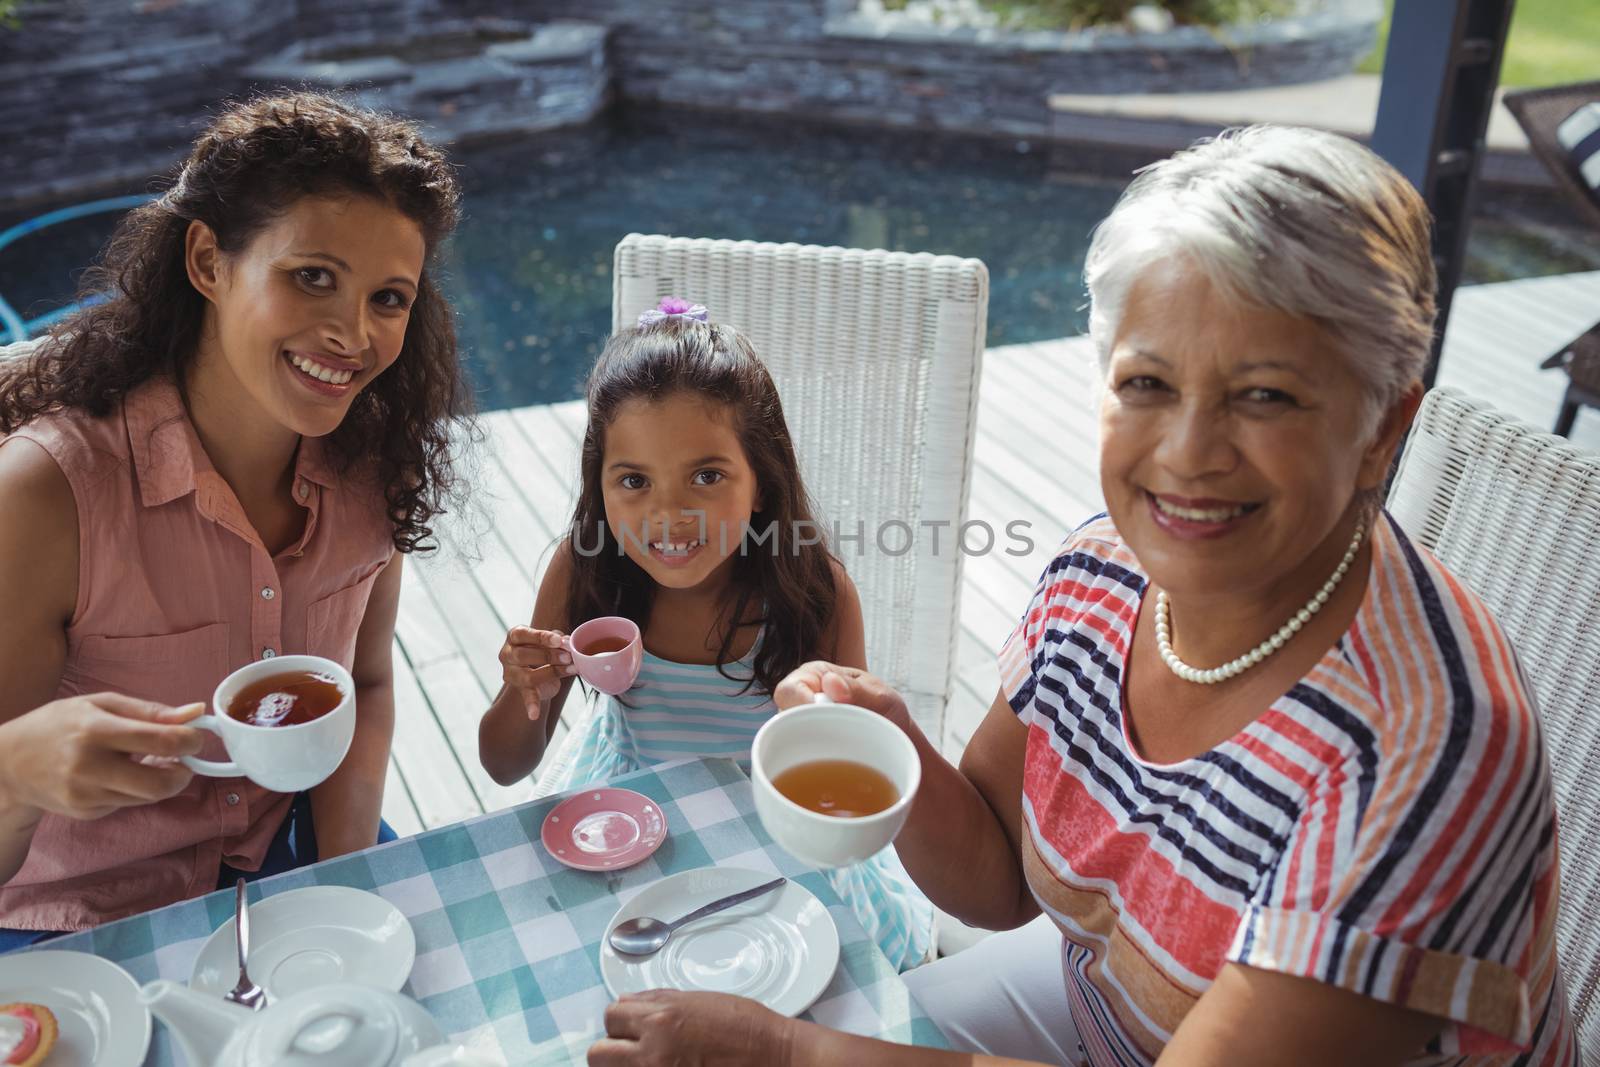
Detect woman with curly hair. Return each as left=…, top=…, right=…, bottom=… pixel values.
left=0, top=91, right=471, bottom=946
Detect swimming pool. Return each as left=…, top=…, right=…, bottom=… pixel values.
left=4, top=108, right=1598, bottom=412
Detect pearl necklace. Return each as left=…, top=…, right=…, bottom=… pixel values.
left=1154, top=523, right=1364, bottom=685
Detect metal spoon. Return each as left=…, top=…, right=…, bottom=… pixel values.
left=607, top=876, right=787, bottom=957
left=223, top=877, right=268, bottom=1011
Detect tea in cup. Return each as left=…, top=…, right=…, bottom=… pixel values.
left=183, top=655, right=356, bottom=792
left=563, top=617, right=644, bottom=696
left=768, top=758, right=901, bottom=818
left=226, top=670, right=343, bottom=728
left=751, top=700, right=920, bottom=868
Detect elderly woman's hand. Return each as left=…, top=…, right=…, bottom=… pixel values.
left=587, top=990, right=793, bottom=1066
left=773, top=662, right=913, bottom=733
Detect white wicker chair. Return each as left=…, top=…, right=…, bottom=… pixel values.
left=611, top=234, right=989, bottom=740
left=0, top=339, right=44, bottom=361
left=1387, top=387, right=1600, bottom=1056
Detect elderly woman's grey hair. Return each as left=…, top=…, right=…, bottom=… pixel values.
left=1084, top=125, right=1436, bottom=433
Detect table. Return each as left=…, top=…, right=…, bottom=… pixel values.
left=36, top=757, right=951, bottom=1064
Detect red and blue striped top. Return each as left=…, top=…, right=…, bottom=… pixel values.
left=999, top=514, right=1573, bottom=1065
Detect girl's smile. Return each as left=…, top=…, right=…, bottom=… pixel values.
left=600, top=392, right=762, bottom=591
left=647, top=537, right=707, bottom=568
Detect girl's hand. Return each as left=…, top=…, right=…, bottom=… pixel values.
left=499, top=626, right=576, bottom=719
left=773, top=662, right=913, bottom=733
left=588, top=990, right=794, bottom=1066
left=0, top=694, right=206, bottom=821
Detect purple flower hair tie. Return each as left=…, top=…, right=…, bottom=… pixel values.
left=637, top=296, right=710, bottom=328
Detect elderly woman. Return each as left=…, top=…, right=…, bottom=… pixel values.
left=588, top=126, right=1575, bottom=1066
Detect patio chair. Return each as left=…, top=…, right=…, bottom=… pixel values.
left=1502, top=81, right=1600, bottom=437
left=1388, top=387, right=1600, bottom=1057
left=0, top=338, right=44, bottom=362
left=535, top=235, right=988, bottom=796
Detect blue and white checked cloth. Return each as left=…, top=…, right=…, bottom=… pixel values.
left=26, top=758, right=950, bottom=1064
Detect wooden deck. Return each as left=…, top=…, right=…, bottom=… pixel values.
left=379, top=270, right=1600, bottom=834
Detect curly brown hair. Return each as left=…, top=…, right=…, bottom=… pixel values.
left=0, top=91, right=471, bottom=553
left=565, top=316, right=838, bottom=696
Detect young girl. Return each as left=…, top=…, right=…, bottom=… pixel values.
left=478, top=300, right=933, bottom=969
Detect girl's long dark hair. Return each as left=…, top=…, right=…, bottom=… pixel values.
left=565, top=316, right=838, bottom=695
left=0, top=91, right=471, bottom=553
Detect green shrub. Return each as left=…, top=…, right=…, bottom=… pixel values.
left=1161, top=0, right=1291, bottom=26
left=881, top=0, right=1291, bottom=30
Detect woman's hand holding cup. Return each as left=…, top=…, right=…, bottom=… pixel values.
left=758, top=663, right=922, bottom=868
left=0, top=694, right=206, bottom=821
left=774, top=661, right=913, bottom=734
left=499, top=626, right=576, bottom=719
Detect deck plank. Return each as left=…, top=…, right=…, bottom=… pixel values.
left=511, top=403, right=586, bottom=480
left=477, top=410, right=570, bottom=543
left=466, top=425, right=560, bottom=581
left=407, top=554, right=508, bottom=704
left=387, top=640, right=483, bottom=828
left=397, top=558, right=537, bottom=814
left=412, top=648, right=536, bottom=814
left=392, top=573, right=459, bottom=671
left=483, top=411, right=576, bottom=554
left=382, top=758, right=424, bottom=839
left=1436, top=271, right=1600, bottom=452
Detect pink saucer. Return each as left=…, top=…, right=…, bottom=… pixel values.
left=541, top=787, right=667, bottom=871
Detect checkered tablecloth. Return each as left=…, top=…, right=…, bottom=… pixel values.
left=36, top=757, right=950, bottom=1065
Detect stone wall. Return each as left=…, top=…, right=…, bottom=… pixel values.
left=0, top=0, right=1378, bottom=210
left=534, top=0, right=1378, bottom=137
left=245, top=19, right=609, bottom=146
left=1, top=0, right=296, bottom=206
left=0, top=0, right=607, bottom=209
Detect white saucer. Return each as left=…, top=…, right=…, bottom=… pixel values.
left=601, top=867, right=840, bottom=1017
left=0, top=949, right=151, bottom=1067
left=190, top=885, right=415, bottom=1000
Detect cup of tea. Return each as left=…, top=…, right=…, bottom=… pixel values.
left=563, top=617, right=644, bottom=696
left=750, top=699, right=921, bottom=868
left=181, top=655, right=356, bottom=792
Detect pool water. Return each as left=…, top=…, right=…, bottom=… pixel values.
left=438, top=111, right=1131, bottom=409
left=4, top=108, right=1598, bottom=412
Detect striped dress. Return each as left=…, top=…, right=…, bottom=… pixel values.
left=999, top=514, right=1574, bottom=1066
left=548, top=639, right=935, bottom=971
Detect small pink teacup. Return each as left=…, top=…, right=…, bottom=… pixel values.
left=565, top=617, right=643, bottom=696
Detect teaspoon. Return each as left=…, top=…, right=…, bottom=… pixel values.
left=607, top=876, right=787, bottom=956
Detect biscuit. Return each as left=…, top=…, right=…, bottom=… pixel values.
left=0, top=1003, right=58, bottom=1067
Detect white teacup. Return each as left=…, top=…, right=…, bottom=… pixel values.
left=182, top=655, right=356, bottom=792
left=751, top=700, right=921, bottom=869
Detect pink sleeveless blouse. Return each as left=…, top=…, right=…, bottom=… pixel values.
left=0, top=377, right=394, bottom=929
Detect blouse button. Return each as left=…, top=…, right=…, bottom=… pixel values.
left=225, top=792, right=240, bottom=806
left=296, top=482, right=310, bottom=502
left=262, top=648, right=276, bottom=659
left=261, top=587, right=275, bottom=601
